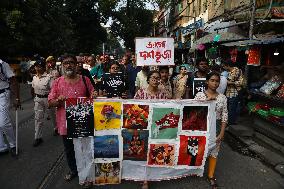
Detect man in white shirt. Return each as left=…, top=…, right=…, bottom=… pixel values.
left=0, top=59, right=21, bottom=156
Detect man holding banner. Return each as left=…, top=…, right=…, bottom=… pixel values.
left=48, top=54, right=95, bottom=188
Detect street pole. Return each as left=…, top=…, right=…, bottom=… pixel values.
left=246, top=0, right=257, bottom=86
left=103, top=43, right=105, bottom=55
left=249, top=0, right=256, bottom=40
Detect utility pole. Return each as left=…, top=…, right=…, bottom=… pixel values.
left=249, top=0, right=256, bottom=39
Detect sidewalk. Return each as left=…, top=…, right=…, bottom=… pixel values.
left=0, top=83, right=64, bottom=189
left=227, top=116, right=284, bottom=176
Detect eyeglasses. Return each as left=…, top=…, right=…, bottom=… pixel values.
left=111, top=66, right=119, bottom=70
left=62, top=61, right=76, bottom=66
left=150, top=77, right=161, bottom=82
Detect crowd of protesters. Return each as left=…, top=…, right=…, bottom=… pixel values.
left=0, top=51, right=246, bottom=189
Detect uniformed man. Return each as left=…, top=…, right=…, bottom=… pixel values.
left=31, top=60, right=54, bottom=147
left=0, top=59, right=21, bottom=156
left=45, top=56, right=59, bottom=135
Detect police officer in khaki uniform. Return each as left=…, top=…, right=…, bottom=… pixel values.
left=31, top=60, right=53, bottom=147
left=45, top=56, right=59, bottom=135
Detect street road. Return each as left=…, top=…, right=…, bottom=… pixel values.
left=0, top=84, right=283, bottom=189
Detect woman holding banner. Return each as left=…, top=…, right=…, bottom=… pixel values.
left=134, top=70, right=168, bottom=189
left=194, top=71, right=228, bottom=189
left=99, top=61, right=128, bottom=99
left=134, top=70, right=167, bottom=100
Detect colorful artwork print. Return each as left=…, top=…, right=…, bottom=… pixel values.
left=94, top=102, right=121, bottom=131
left=182, top=106, right=208, bottom=131
left=177, top=135, right=206, bottom=167
left=147, top=144, right=175, bottom=166
left=95, top=161, right=121, bottom=185
left=65, top=98, right=94, bottom=138
left=122, top=129, right=149, bottom=160
left=123, top=104, right=149, bottom=129
left=151, top=108, right=180, bottom=139
left=94, top=135, right=119, bottom=158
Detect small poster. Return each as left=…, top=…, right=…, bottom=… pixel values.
left=94, top=101, right=122, bottom=131
left=192, top=78, right=206, bottom=97
left=123, top=104, right=149, bottom=129
left=102, top=72, right=126, bottom=98
left=182, top=106, right=208, bottom=131
left=65, top=98, right=94, bottom=138
left=177, top=135, right=207, bottom=167
left=122, top=129, right=149, bottom=161
left=147, top=143, right=175, bottom=167
left=94, top=135, right=120, bottom=159
left=151, top=108, right=180, bottom=139
left=95, top=161, right=121, bottom=185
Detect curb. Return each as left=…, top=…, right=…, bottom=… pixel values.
left=226, top=130, right=284, bottom=177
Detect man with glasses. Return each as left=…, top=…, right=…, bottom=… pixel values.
left=48, top=54, right=95, bottom=187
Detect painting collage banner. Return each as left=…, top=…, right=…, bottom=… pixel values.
left=66, top=99, right=215, bottom=184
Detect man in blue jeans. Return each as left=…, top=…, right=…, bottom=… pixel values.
left=222, top=60, right=243, bottom=125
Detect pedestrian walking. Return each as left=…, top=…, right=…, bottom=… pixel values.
left=0, top=59, right=21, bottom=156
left=135, top=66, right=149, bottom=92
left=221, top=60, right=243, bottom=125
left=125, top=53, right=141, bottom=98
left=194, top=71, right=228, bottom=189
left=158, top=66, right=173, bottom=99
left=186, top=58, right=210, bottom=98
left=134, top=70, right=168, bottom=189
left=48, top=54, right=95, bottom=189
left=31, top=59, right=54, bottom=147
left=99, top=61, right=128, bottom=98
left=172, top=65, right=188, bottom=99
left=46, top=56, right=60, bottom=136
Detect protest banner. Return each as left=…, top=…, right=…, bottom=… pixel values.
left=67, top=99, right=216, bottom=184
left=135, top=37, right=174, bottom=66
left=101, top=72, right=126, bottom=98
left=192, top=78, right=206, bottom=97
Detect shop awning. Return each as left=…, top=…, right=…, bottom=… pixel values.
left=222, top=36, right=284, bottom=46
left=191, top=32, right=246, bottom=49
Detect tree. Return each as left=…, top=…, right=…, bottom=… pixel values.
left=98, top=0, right=154, bottom=50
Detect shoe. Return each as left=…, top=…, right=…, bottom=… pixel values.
left=0, top=149, right=9, bottom=156
left=10, top=147, right=18, bottom=157
left=33, top=138, right=43, bottom=147
left=64, top=171, right=78, bottom=182
left=53, top=129, right=59, bottom=136
left=207, top=177, right=218, bottom=189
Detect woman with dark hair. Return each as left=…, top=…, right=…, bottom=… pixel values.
left=194, top=71, right=228, bottom=189
left=173, top=65, right=188, bottom=99
left=134, top=70, right=167, bottom=99
left=99, top=61, right=128, bottom=98
left=134, top=70, right=167, bottom=189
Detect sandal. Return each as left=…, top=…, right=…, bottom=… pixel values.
left=82, top=182, right=92, bottom=189
left=207, top=177, right=218, bottom=189
left=64, top=172, right=77, bottom=181
left=141, top=181, right=149, bottom=189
